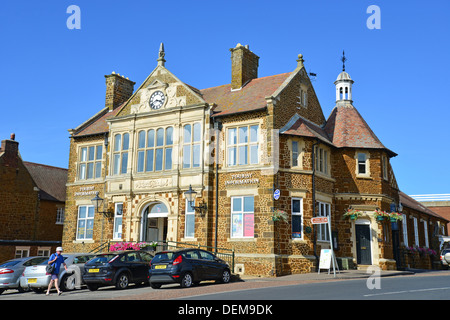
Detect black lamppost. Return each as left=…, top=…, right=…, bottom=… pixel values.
left=184, top=185, right=207, bottom=216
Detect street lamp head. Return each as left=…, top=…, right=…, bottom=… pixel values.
left=184, top=185, right=197, bottom=204
left=91, top=192, right=104, bottom=212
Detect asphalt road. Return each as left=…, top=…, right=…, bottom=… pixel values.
left=2, top=271, right=450, bottom=301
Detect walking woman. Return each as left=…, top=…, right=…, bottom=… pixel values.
left=46, top=247, right=68, bottom=296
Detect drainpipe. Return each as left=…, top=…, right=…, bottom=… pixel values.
left=214, top=118, right=222, bottom=254
left=312, top=139, right=319, bottom=271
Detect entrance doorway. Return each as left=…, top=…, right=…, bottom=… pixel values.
left=355, top=224, right=372, bottom=265
left=140, top=202, right=168, bottom=244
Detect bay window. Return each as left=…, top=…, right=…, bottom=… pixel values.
left=183, top=123, right=201, bottom=169
left=136, top=127, right=173, bottom=173
left=113, top=133, right=129, bottom=175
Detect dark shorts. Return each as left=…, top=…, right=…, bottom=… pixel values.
left=51, top=274, right=58, bottom=280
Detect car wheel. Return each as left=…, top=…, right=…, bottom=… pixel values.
left=150, top=283, right=162, bottom=289
left=116, top=272, right=130, bottom=290
left=61, top=273, right=76, bottom=291
left=180, top=273, right=193, bottom=288
left=222, top=269, right=231, bottom=283
left=87, top=284, right=99, bottom=291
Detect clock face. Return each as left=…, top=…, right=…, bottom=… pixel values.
left=149, top=91, right=166, bottom=109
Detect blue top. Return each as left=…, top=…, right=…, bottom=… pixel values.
left=48, top=253, right=65, bottom=274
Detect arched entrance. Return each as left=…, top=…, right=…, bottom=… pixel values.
left=140, top=202, right=169, bottom=244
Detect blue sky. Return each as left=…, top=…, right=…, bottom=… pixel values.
left=0, top=0, right=449, bottom=195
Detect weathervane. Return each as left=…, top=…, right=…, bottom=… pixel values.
left=341, top=50, right=347, bottom=71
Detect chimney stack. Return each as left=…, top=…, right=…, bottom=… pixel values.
left=1, top=134, right=19, bottom=168
left=104, top=72, right=136, bottom=111
left=230, top=44, right=259, bottom=90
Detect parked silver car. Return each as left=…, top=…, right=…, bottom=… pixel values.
left=440, top=249, right=450, bottom=268
left=0, top=256, right=49, bottom=294
left=20, top=253, right=94, bottom=293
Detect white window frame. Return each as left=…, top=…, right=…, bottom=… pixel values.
left=136, top=127, right=173, bottom=173
left=382, top=155, right=388, bottom=180
left=113, top=133, right=130, bottom=175
left=413, top=217, right=419, bottom=246
left=56, top=207, right=65, bottom=224
left=37, top=247, right=51, bottom=256
left=423, top=220, right=429, bottom=248
left=78, top=144, right=103, bottom=180
left=227, top=125, right=259, bottom=167
left=183, top=123, right=202, bottom=169
left=356, top=151, right=370, bottom=177
left=231, top=196, right=254, bottom=238
left=15, top=247, right=30, bottom=258
left=292, top=140, right=299, bottom=167
left=184, top=199, right=195, bottom=239
left=76, top=205, right=95, bottom=240
left=113, top=203, right=123, bottom=240
left=315, top=146, right=328, bottom=175
left=402, top=214, right=408, bottom=247
left=317, top=202, right=330, bottom=241
left=291, top=198, right=303, bottom=239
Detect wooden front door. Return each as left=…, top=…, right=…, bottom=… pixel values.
left=356, top=225, right=372, bottom=265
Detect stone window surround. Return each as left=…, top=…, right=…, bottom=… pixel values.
left=75, top=142, right=105, bottom=183
left=355, top=150, right=371, bottom=179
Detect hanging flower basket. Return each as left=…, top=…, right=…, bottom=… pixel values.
left=343, top=208, right=362, bottom=220
left=374, top=209, right=389, bottom=222
left=272, top=209, right=288, bottom=222
left=389, top=212, right=403, bottom=222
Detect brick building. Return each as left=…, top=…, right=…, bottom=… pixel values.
left=0, top=135, right=67, bottom=262
left=62, top=44, right=448, bottom=276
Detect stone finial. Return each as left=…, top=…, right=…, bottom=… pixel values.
left=157, top=42, right=166, bottom=67
left=296, top=54, right=304, bottom=69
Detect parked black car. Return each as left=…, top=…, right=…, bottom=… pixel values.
left=82, top=250, right=153, bottom=291
left=149, top=248, right=231, bottom=288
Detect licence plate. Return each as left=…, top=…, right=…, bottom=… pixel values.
left=88, top=269, right=100, bottom=273
left=155, top=265, right=166, bottom=269
left=28, top=278, right=37, bottom=284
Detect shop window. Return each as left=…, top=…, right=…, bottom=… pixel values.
left=231, top=196, right=254, bottom=238
left=113, top=203, right=123, bottom=240
left=113, top=133, right=129, bottom=175
left=227, top=125, right=259, bottom=167
left=136, top=127, right=173, bottom=173
left=76, top=205, right=95, bottom=240
left=78, top=144, right=102, bottom=180
left=317, top=202, right=330, bottom=241
left=183, top=123, right=201, bottom=169
left=185, top=199, right=195, bottom=238
left=291, top=198, right=303, bottom=239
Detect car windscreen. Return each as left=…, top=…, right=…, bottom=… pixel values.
left=152, top=252, right=176, bottom=263
left=23, top=257, right=49, bottom=267
left=86, top=254, right=118, bottom=265
left=0, top=260, right=21, bottom=268
left=39, top=256, right=69, bottom=265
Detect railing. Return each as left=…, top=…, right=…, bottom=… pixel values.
left=90, top=240, right=235, bottom=272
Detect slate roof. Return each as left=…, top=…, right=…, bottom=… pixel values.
left=72, top=103, right=125, bottom=138
left=24, top=162, right=68, bottom=202
left=323, top=104, right=397, bottom=157
left=201, top=73, right=292, bottom=117
left=399, top=191, right=449, bottom=222
left=281, top=114, right=333, bottom=146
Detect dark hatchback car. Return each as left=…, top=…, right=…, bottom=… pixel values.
left=82, top=250, right=153, bottom=291
left=149, top=248, right=231, bottom=288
